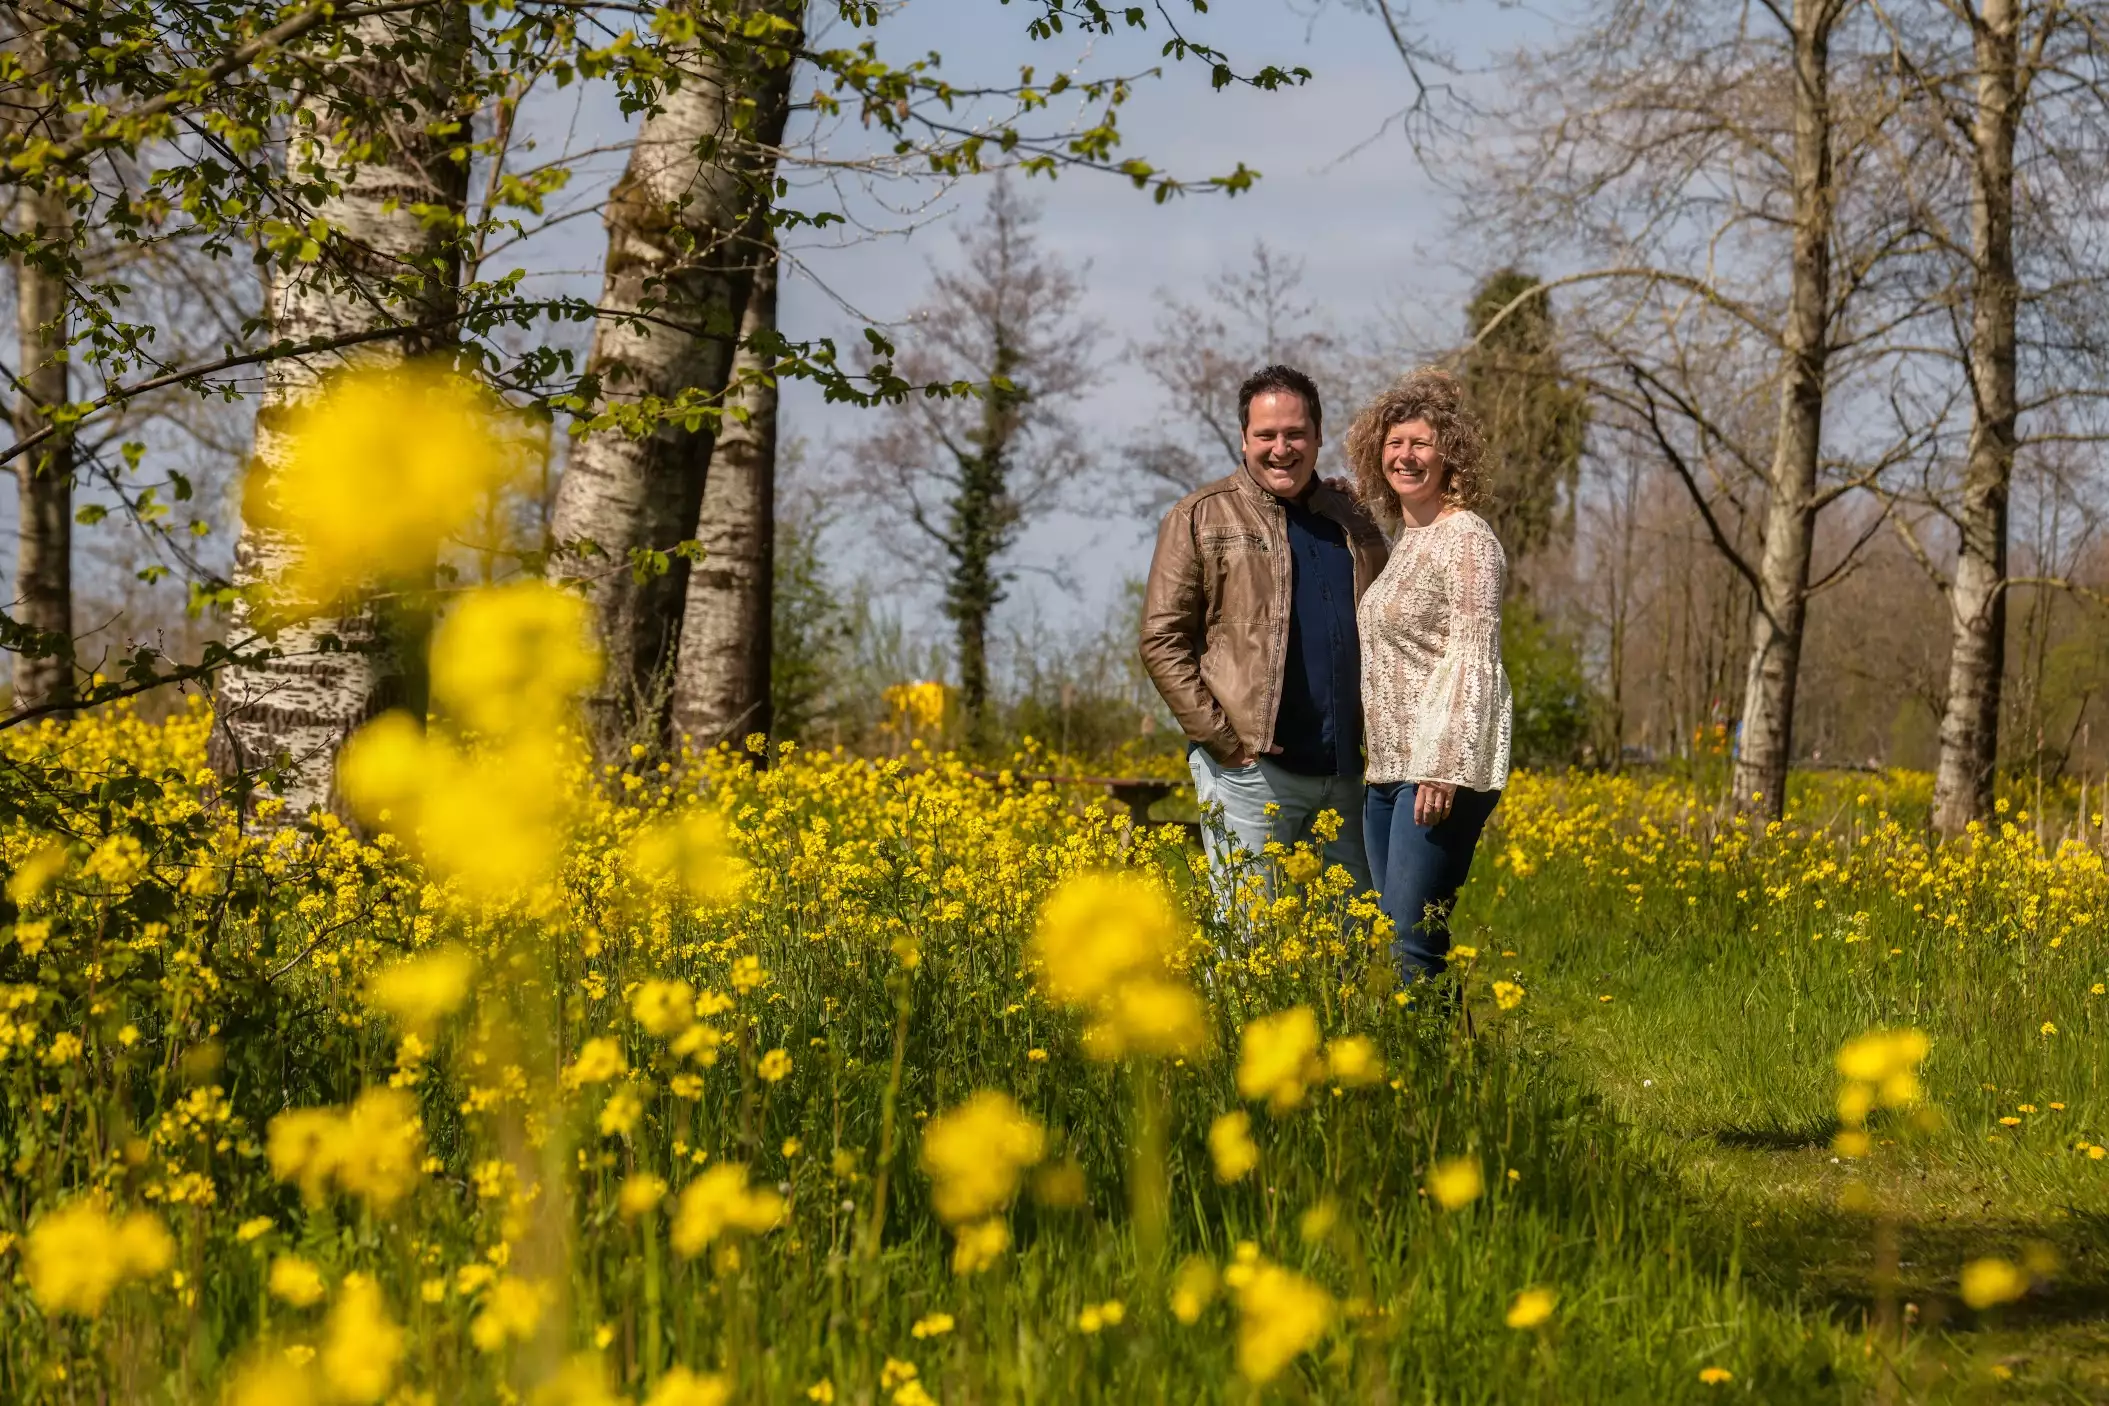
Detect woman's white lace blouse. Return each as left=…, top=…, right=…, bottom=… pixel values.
left=1357, top=511, right=1513, bottom=790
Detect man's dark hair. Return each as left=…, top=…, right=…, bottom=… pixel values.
left=1237, top=364, right=1323, bottom=436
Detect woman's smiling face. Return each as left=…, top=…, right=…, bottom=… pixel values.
left=1382, top=416, right=1446, bottom=519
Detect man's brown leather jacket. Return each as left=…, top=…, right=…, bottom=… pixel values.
left=1140, top=466, right=1390, bottom=765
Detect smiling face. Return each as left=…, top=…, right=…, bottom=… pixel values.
left=1241, top=390, right=1320, bottom=499
left=1382, top=416, right=1447, bottom=522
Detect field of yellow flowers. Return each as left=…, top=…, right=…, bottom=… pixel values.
left=12, top=684, right=2106, bottom=1402
left=6, top=368, right=2103, bottom=1403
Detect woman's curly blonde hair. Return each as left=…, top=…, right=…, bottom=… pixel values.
left=1345, top=366, right=1490, bottom=531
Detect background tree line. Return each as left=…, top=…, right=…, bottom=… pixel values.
left=5, top=0, right=2109, bottom=840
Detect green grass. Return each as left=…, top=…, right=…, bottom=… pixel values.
left=1469, top=769, right=2109, bottom=1401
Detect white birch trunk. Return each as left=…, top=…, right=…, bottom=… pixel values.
left=670, top=234, right=777, bottom=752
left=11, top=177, right=72, bottom=712
left=209, top=9, right=468, bottom=820
left=1931, top=0, right=2020, bottom=838
left=551, top=13, right=798, bottom=761
left=1730, top=0, right=1839, bottom=820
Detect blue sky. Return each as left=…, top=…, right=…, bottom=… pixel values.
left=768, top=1, right=1562, bottom=648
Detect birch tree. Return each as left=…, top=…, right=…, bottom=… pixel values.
left=208, top=6, right=472, bottom=816
left=549, top=4, right=801, bottom=761
left=670, top=230, right=781, bottom=752
left=10, top=149, right=72, bottom=710
left=1870, top=0, right=2109, bottom=834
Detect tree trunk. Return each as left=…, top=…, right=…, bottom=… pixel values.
left=551, top=12, right=799, bottom=764
left=209, top=8, right=469, bottom=819
left=11, top=178, right=73, bottom=712
left=1931, top=0, right=2020, bottom=838
left=670, top=231, right=779, bottom=753
left=1730, top=0, right=1839, bottom=820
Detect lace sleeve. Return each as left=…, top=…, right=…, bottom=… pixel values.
left=1403, top=524, right=1513, bottom=790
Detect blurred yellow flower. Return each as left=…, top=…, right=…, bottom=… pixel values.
left=365, top=947, right=473, bottom=1031
left=1208, top=1111, right=1259, bottom=1183
left=1032, top=871, right=1184, bottom=1007
left=565, top=1038, right=627, bottom=1089
left=1324, top=1035, right=1383, bottom=1087
left=1081, top=977, right=1207, bottom=1060
left=644, top=1367, right=732, bottom=1406
left=6, top=839, right=67, bottom=904
left=950, top=1216, right=1010, bottom=1276
left=1427, top=1156, right=1484, bottom=1210
left=1491, top=981, right=1525, bottom=1011
left=758, top=1048, right=793, bottom=1083
left=885, top=679, right=949, bottom=731
left=619, top=1175, right=667, bottom=1219
left=921, top=1090, right=1045, bottom=1224
left=469, top=1275, right=548, bottom=1353
left=1699, top=1366, right=1733, bottom=1385
left=268, top=1254, right=327, bottom=1308
left=1233, top=1261, right=1332, bottom=1383
left=1959, top=1257, right=2028, bottom=1310
left=910, top=1312, right=955, bottom=1338
left=256, top=362, right=533, bottom=602
left=223, top=1357, right=316, bottom=1406
left=24, top=1201, right=173, bottom=1316
left=631, top=810, right=749, bottom=907
left=1505, top=1286, right=1555, bottom=1329
left=1236, top=1006, right=1321, bottom=1113
left=671, top=1164, right=784, bottom=1255
left=1170, top=1256, right=1218, bottom=1324
left=632, top=979, right=696, bottom=1036
left=267, top=1088, right=424, bottom=1208
left=429, top=581, right=600, bottom=738
left=320, top=1276, right=403, bottom=1405
left=598, top=1089, right=643, bottom=1138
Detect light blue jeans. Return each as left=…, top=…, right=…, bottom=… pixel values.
left=1187, top=745, right=1373, bottom=900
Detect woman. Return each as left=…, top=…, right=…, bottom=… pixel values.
left=1347, top=368, right=1513, bottom=986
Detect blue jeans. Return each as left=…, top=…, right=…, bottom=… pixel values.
left=1364, top=782, right=1500, bottom=981
left=1187, top=746, right=1372, bottom=901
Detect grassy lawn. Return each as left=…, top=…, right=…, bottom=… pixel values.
left=1469, top=769, right=2109, bottom=1401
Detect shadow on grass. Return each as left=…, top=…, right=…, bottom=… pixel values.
left=1711, top=1121, right=1834, bottom=1153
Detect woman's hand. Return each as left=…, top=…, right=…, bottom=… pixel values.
left=1414, top=781, right=1456, bottom=827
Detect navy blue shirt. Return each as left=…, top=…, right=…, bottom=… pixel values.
left=1272, top=494, right=1362, bottom=777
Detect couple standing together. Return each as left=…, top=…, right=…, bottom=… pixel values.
left=1140, top=364, right=1513, bottom=987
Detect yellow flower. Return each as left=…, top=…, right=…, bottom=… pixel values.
left=1835, top=1028, right=1930, bottom=1085
left=469, top=1275, right=548, bottom=1353
left=1236, top=1006, right=1322, bottom=1113
left=266, top=1088, right=424, bottom=1208
left=1505, top=1286, right=1555, bottom=1329
left=950, top=1217, right=1010, bottom=1276
left=598, top=1089, right=643, bottom=1139
left=1233, top=1260, right=1332, bottom=1383
left=24, top=1201, right=174, bottom=1316
left=1081, top=977, right=1208, bottom=1060
left=1323, top=1035, right=1383, bottom=1087
left=223, top=1357, right=316, bottom=1406
left=429, top=581, right=600, bottom=738
left=565, top=1038, right=627, bottom=1089
left=1170, top=1256, right=1217, bottom=1324
left=670, top=1164, right=784, bottom=1255
left=1032, top=871, right=1183, bottom=1007
left=236, top=1217, right=275, bottom=1243
left=1209, top=1111, right=1260, bottom=1183
left=619, top=1175, right=667, bottom=1219
left=268, top=1255, right=328, bottom=1308
left=257, top=363, right=533, bottom=601
left=366, top=947, right=473, bottom=1031
left=920, top=1090, right=1045, bottom=1224
left=1491, top=981, right=1525, bottom=1011
left=319, top=1276, right=403, bottom=1404
left=910, top=1312, right=955, bottom=1338
left=805, top=1383, right=836, bottom=1404
left=1958, top=1257, right=2028, bottom=1310
left=884, top=679, right=949, bottom=731
left=631, top=979, right=696, bottom=1036
left=6, top=840, right=67, bottom=904
left=630, top=810, right=749, bottom=906
left=2041, top=1021, right=2058, bottom=1036
left=758, top=1048, right=793, bottom=1083
left=1698, top=1366, right=1734, bottom=1385
left=1427, top=1156, right=1484, bottom=1210
left=643, top=1367, right=732, bottom=1406
left=880, top=1358, right=919, bottom=1390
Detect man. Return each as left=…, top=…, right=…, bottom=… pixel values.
left=1140, top=364, right=1389, bottom=896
